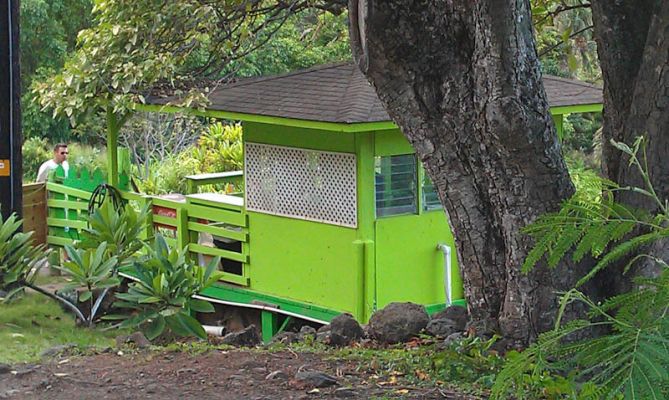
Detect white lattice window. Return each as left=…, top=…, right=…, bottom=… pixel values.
left=245, top=142, right=357, bottom=227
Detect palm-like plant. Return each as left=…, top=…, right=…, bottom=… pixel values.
left=79, top=202, right=150, bottom=267
left=113, top=235, right=223, bottom=340
left=55, top=243, right=120, bottom=326
left=0, top=213, right=46, bottom=300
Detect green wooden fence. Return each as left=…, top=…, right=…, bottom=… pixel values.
left=45, top=169, right=249, bottom=287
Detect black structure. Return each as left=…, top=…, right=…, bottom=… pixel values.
left=0, top=0, right=22, bottom=220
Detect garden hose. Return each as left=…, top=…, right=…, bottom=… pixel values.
left=87, top=183, right=124, bottom=218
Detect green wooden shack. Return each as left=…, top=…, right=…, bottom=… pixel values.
left=48, top=63, right=603, bottom=340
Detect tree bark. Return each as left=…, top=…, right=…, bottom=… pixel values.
left=349, top=0, right=579, bottom=344
left=591, top=1, right=669, bottom=278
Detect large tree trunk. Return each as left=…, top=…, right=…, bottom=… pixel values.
left=349, top=0, right=579, bottom=344
left=591, top=1, right=669, bottom=278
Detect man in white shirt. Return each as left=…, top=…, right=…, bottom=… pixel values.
left=36, top=143, right=70, bottom=182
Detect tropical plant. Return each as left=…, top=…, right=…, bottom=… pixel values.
left=113, top=235, right=223, bottom=340
left=0, top=214, right=46, bottom=300
left=191, top=122, right=243, bottom=174
left=22, top=137, right=52, bottom=182
left=78, top=202, right=150, bottom=267
left=492, top=137, right=669, bottom=399
left=56, top=243, right=121, bottom=326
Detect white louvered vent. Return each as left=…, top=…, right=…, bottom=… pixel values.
left=245, top=142, right=357, bottom=228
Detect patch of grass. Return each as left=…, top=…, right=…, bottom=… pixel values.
left=0, top=293, right=119, bottom=364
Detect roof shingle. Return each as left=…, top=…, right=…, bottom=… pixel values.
left=151, top=63, right=602, bottom=124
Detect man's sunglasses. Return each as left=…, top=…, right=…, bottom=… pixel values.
left=60, top=152, right=69, bottom=155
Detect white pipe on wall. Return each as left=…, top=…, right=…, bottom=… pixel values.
left=437, top=244, right=452, bottom=306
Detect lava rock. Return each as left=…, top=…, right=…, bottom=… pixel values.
left=329, top=313, right=364, bottom=346
left=222, top=325, right=261, bottom=347
left=40, top=343, right=77, bottom=358
left=316, top=331, right=331, bottom=345
left=334, top=387, right=357, bottom=398
left=297, top=325, right=317, bottom=341
left=437, top=332, right=466, bottom=350
left=293, top=370, right=338, bottom=388
left=432, top=306, right=468, bottom=331
left=369, top=302, right=429, bottom=344
left=270, top=331, right=298, bottom=345
left=426, top=318, right=463, bottom=338
left=265, top=370, right=288, bottom=380
left=0, top=364, right=11, bottom=374
left=116, top=332, right=151, bottom=349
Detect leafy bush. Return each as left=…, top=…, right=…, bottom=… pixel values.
left=492, top=137, right=669, bottom=399
left=57, top=243, right=120, bottom=326
left=135, top=122, right=242, bottom=195
left=113, top=235, right=223, bottom=340
left=67, top=142, right=107, bottom=174
left=0, top=214, right=46, bottom=299
left=191, top=122, right=243, bottom=174
left=22, top=137, right=51, bottom=182
left=78, top=202, right=150, bottom=267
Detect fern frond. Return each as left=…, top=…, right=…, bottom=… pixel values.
left=576, top=231, right=665, bottom=286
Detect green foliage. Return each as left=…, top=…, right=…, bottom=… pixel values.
left=135, top=153, right=200, bottom=195
left=532, top=0, right=599, bottom=81
left=494, top=137, right=669, bottom=399
left=22, top=137, right=52, bottom=182
left=20, top=0, right=93, bottom=143
left=562, top=113, right=602, bottom=155
left=191, top=122, right=243, bottom=173
left=229, top=10, right=350, bottom=77
left=21, top=139, right=108, bottom=183
left=523, top=137, right=666, bottom=285
left=78, top=202, right=150, bottom=266
left=0, top=214, right=46, bottom=300
left=67, top=143, right=108, bottom=174
left=58, top=243, right=120, bottom=312
left=113, top=235, right=223, bottom=340
left=492, top=279, right=669, bottom=399
left=135, top=121, right=244, bottom=195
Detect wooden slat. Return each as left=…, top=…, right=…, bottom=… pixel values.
left=46, top=182, right=92, bottom=199
left=47, top=199, right=89, bottom=210
left=187, top=204, right=246, bottom=227
left=152, top=214, right=177, bottom=227
left=23, top=183, right=47, bottom=245
left=218, top=272, right=249, bottom=286
left=188, top=243, right=248, bottom=263
left=47, top=235, right=75, bottom=247
left=47, top=217, right=87, bottom=230
left=187, top=221, right=248, bottom=242
left=152, top=197, right=186, bottom=208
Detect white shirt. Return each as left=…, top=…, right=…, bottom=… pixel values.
left=36, top=160, right=69, bottom=182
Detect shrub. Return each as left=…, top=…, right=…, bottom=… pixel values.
left=67, top=143, right=107, bottom=174
left=113, top=235, right=223, bottom=340
left=22, top=137, right=51, bottom=182
left=78, top=202, right=150, bottom=267
left=191, top=122, right=243, bottom=173
left=56, top=243, right=120, bottom=326
left=0, top=214, right=45, bottom=300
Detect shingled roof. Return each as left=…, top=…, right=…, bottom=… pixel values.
left=151, top=62, right=602, bottom=124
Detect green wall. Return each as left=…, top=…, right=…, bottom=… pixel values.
left=246, top=212, right=361, bottom=315
left=242, top=122, right=463, bottom=322
left=373, top=129, right=463, bottom=308
left=244, top=122, right=364, bottom=317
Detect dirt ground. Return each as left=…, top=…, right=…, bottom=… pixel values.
left=0, top=348, right=480, bottom=400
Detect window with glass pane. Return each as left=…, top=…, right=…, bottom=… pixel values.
left=375, top=154, right=417, bottom=217
left=422, top=174, right=443, bottom=211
